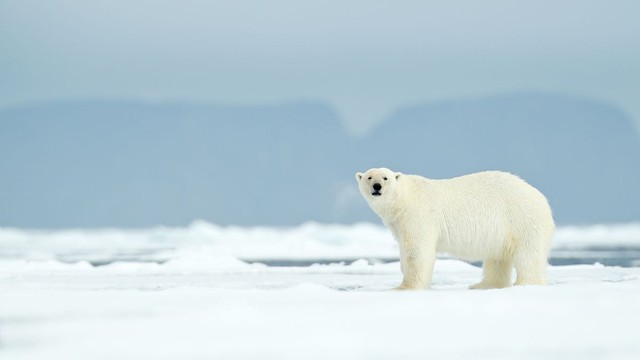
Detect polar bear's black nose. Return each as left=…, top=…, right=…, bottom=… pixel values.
left=373, top=183, right=382, bottom=191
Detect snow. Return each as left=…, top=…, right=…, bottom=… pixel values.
left=1, top=222, right=640, bottom=359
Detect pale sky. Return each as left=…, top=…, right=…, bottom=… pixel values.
left=1, top=0, right=639, bottom=134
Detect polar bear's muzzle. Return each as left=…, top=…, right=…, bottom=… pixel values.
left=372, top=183, right=382, bottom=196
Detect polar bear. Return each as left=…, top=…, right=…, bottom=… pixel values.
left=356, top=168, right=554, bottom=290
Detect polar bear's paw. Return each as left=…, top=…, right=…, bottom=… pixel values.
left=391, top=285, right=412, bottom=291
left=469, top=281, right=512, bottom=290
left=390, top=283, right=429, bottom=291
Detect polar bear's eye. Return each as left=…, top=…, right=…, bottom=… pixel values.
left=383, top=177, right=388, bottom=181
left=367, top=177, right=372, bottom=180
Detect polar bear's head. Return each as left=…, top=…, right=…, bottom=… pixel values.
left=355, top=168, right=402, bottom=201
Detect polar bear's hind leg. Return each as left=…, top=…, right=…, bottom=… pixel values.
left=469, top=259, right=513, bottom=289
left=513, top=233, right=550, bottom=286
left=514, top=253, right=548, bottom=286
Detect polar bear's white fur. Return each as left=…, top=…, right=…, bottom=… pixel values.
left=356, top=168, right=554, bottom=290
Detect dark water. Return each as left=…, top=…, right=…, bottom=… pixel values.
left=244, top=247, right=640, bottom=268
left=548, top=246, right=640, bottom=267
left=52, top=247, right=640, bottom=268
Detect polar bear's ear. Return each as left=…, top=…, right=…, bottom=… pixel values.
left=395, top=172, right=401, bottom=180
left=356, top=172, right=363, bottom=181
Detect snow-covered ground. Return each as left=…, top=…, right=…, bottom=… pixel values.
left=1, top=222, right=640, bottom=359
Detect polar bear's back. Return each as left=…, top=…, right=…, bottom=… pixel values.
left=413, top=171, right=554, bottom=261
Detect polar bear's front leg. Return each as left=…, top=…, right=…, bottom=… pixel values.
left=395, top=233, right=437, bottom=290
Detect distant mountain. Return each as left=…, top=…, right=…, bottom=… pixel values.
left=362, top=93, right=640, bottom=224
left=0, top=101, right=351, bottom=227
left=1, top=93, right=639, bottom=228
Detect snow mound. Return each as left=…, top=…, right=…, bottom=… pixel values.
left=1, top=221, right=639, bottom=269
left=554, top=223, right=640, bottom=248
